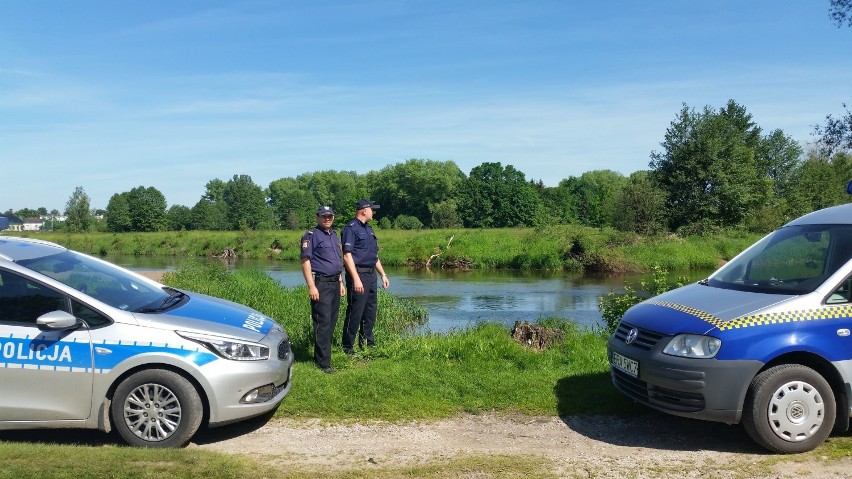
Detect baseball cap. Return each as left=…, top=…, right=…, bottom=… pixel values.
left=355, top=199, right=381, bottom=210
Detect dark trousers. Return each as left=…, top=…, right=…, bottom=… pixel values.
left=342, top=269, right=377, bottom=352
left=311, top=277, right=341, bottom=369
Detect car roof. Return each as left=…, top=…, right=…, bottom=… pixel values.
left=784, top=203, right=852, bottom=227
left=0, top=236, right=67, bottom=262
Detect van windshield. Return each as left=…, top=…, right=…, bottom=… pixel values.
left=708, top=224, right=852, bottom=295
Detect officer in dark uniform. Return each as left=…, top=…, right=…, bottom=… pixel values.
left=341, top=199, right=389, bottom=354
left=300, top=205, right=345, bottom=373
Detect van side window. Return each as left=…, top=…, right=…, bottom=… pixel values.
left=827, top=277, right=852, bottom=305
left=0, top=271, right=67, bottom=324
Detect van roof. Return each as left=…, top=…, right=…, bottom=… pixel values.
left=785, top=203, right=852, bottom=227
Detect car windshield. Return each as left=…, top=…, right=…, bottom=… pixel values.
left=17, top=250, right=172, bottom=312
left=708, top=224, right=852, bottom=295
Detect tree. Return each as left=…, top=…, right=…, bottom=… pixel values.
left=429, top=200, right=462, bottom=229
left=64, top=186, right=92, bottom=233
left=649, top=101, right=764, bottom=230
left=190, top=199, right=227, bottom=230
left=370, top=159, right=466, bottom=227
left=167, top=205, right=193, bottom=231
left=11, top=207, right=40, bottom=219
left=786, top=151, right=852, bottom=217
left=830, top=0, right=852, bottom=27
left=267, top=177, right=319, bottom=230
left=457, top=162, right=543, bottom=228
left=813, top=104, right=852, bottom=158
left=757, top=129, right=803, bottom=199
left=105, top=193, right=132, bottom=232
left=558, top=170, right=628, bottom=227
left=223, top=174, right=273, bottom=230
left=126, top=186, right=168, bottom=232
left=611, top=172, right=667, bottom=235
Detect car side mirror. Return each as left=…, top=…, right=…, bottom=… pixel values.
left=37, top=310, right=81, bottom=330
left=847, top=179, right=852, bottom=195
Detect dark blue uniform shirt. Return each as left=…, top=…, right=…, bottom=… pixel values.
left=301, top=226, right=343, bottom=276
left=341, top=218, right=379, bottom=267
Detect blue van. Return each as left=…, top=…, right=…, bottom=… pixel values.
left=608, top=181, right=852, bottom=453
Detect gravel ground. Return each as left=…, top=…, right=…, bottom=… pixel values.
left=190, top=411, right=852, bottom=478
left=135, top=270, right=851, bottom=477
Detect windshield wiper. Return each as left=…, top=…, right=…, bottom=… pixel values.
left=137, top=290, right=187, bottom=313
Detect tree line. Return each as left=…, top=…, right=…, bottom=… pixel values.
left=8, top=99, right=852, bottom=236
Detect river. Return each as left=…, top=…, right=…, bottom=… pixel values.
left=114, top=256, right=713, bottom=333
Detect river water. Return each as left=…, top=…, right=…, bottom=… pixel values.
left=114, top=256, right=713, bottom=333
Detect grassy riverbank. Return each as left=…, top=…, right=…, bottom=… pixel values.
left=162, top=261, right=628, bottom=419
left=20, top=226, right=759, bottom=272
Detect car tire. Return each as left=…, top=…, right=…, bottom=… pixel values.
left=742, top=364, right=835, bottom=453
left=111, top=369, right=203, bottom=448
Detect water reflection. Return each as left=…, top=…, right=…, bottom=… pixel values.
left=112, top=256, right=713, bottom=333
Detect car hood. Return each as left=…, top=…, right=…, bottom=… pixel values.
left=621, top=283, right=797, bottom=335
left=133, top=291, right=279, bottom=341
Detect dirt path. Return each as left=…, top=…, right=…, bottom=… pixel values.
left=191, top=411, right=852, bottom=478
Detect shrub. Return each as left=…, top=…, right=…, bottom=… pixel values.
left=598, top=265, right=685, bottom=334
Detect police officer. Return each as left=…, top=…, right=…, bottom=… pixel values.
left=341, top=199, right=389, bottom=354
left=300, top=205, right=345, bottom=373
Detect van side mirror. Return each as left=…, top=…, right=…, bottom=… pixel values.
left=847, top=179, right=852, bottom=195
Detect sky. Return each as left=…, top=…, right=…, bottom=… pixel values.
left=1, top=1, right=850, bottom=212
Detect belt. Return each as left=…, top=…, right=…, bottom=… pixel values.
left=355, top=266, right=374, bottom=273
left=313, top=274, right=340, bottom=282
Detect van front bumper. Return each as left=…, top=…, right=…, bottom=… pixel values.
left=607, top=324, right=763, bottom=424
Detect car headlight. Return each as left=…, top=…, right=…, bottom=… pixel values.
left=178, top=331, right=269, bottom=361
left=663, top=334, right=721, bottom=358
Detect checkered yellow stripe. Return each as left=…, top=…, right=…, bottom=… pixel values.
left=645, top=300, right=852, bottom=331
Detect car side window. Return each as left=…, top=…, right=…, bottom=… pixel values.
left=0, top=271, right=67, bottom=325
left=71, top=299, right=112, bottom=328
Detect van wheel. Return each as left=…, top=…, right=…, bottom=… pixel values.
left=111, top=370, right=203, bottom=448
left=742, top=364, right=835, bottom=453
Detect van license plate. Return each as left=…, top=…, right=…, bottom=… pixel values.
left=611, top=352, right=639, bottom=377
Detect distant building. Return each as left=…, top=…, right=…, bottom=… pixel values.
left=0, top=215, right=24, bottom=231
left=22, top=218, right=45, bottom=231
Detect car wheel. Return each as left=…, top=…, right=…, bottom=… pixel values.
left=111, top=369, right=203, bottom=448
left=742, top=364, right=835, bottom=453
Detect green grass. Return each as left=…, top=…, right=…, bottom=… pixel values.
left=0, top=440, right=559, bottom=479
left=0, top=442, right=249, bottom=479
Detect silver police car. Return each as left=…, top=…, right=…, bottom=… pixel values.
left=0, top=236, right=294, bottom=447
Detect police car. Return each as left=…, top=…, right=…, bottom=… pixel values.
left=0, top=236, right=294, bottom=447
left=608, top=181, right=852, bottom=453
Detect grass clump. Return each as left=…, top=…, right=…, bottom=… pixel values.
left=0, top=442, right=249, bottom=479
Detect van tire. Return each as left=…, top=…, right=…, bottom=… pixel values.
left=111, top=369, right=203, bottom=448
left=742, top=364, right=835, bottom=453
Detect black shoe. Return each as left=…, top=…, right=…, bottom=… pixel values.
left=343, top=349, right=355, bottom=356
left=322, top=367, right=336, bottom=374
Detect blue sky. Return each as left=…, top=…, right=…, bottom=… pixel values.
left=1, top=1, right=850, bottom=212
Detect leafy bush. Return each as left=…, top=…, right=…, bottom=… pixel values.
left=598, top=265, right=685, bottom=334
left=394, top=214, right=424, bottom=230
